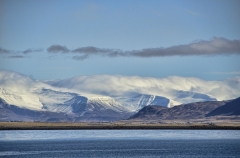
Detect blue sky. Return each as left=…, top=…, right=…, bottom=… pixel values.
left=0, top=0, right=240, bottom=80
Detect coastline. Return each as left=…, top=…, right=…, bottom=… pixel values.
left=0, top=122, right=239, bottom=130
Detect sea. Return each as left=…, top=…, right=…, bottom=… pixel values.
left=0, top=130, right=240, bottom=157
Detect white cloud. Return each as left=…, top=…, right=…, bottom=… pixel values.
left=50, top=74, right=240, bottom=101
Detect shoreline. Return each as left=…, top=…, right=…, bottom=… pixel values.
left=0, top=122, right=240, bottom=130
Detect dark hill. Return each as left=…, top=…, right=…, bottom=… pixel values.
left=129, top=105, right=167, bottom=119
left=129, top=100, right=227, bottom=121
left=206, top=97, right=240, bottom=116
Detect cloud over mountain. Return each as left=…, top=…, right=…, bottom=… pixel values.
left=49, top=74, right=240, bottom=103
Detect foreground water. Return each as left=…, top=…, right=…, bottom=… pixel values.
left=0, top=130, right=240, bottom=157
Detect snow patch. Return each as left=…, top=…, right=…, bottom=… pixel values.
left=0, top=87, right=43, bottom=110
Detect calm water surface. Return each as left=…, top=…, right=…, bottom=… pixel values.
left=0, top=130, right=240, bottom=157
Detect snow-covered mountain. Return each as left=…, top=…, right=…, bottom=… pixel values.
left=0, top=70, right=240, bottom=122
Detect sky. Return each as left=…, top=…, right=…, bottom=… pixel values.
left=0, top=0, right=240, bottom=80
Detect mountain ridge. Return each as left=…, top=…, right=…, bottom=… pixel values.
left=129, top=98, right=240, bottom=122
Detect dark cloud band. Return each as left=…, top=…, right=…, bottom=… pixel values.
left=22, top=49, right=43, bottom=54
left=127, top=37, right=240, bottom=57
left=47, top=37, right=240, bottom=60
left=0, top=47, right=43, bottom=58
left=1, top=37, right=240, bottom=59
left=47, top=45, right=69, bottom=53
left=0, top=47, right=11, bottom=54
left=8, top=55, right=24, bottom=58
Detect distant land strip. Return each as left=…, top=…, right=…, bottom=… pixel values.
left=0, top=122, right=240, bottom=130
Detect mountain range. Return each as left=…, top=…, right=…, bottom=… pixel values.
left=0, top=70, right=239, bottom=122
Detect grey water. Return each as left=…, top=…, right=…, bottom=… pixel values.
left=0, top=130, right=240, bottom=157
